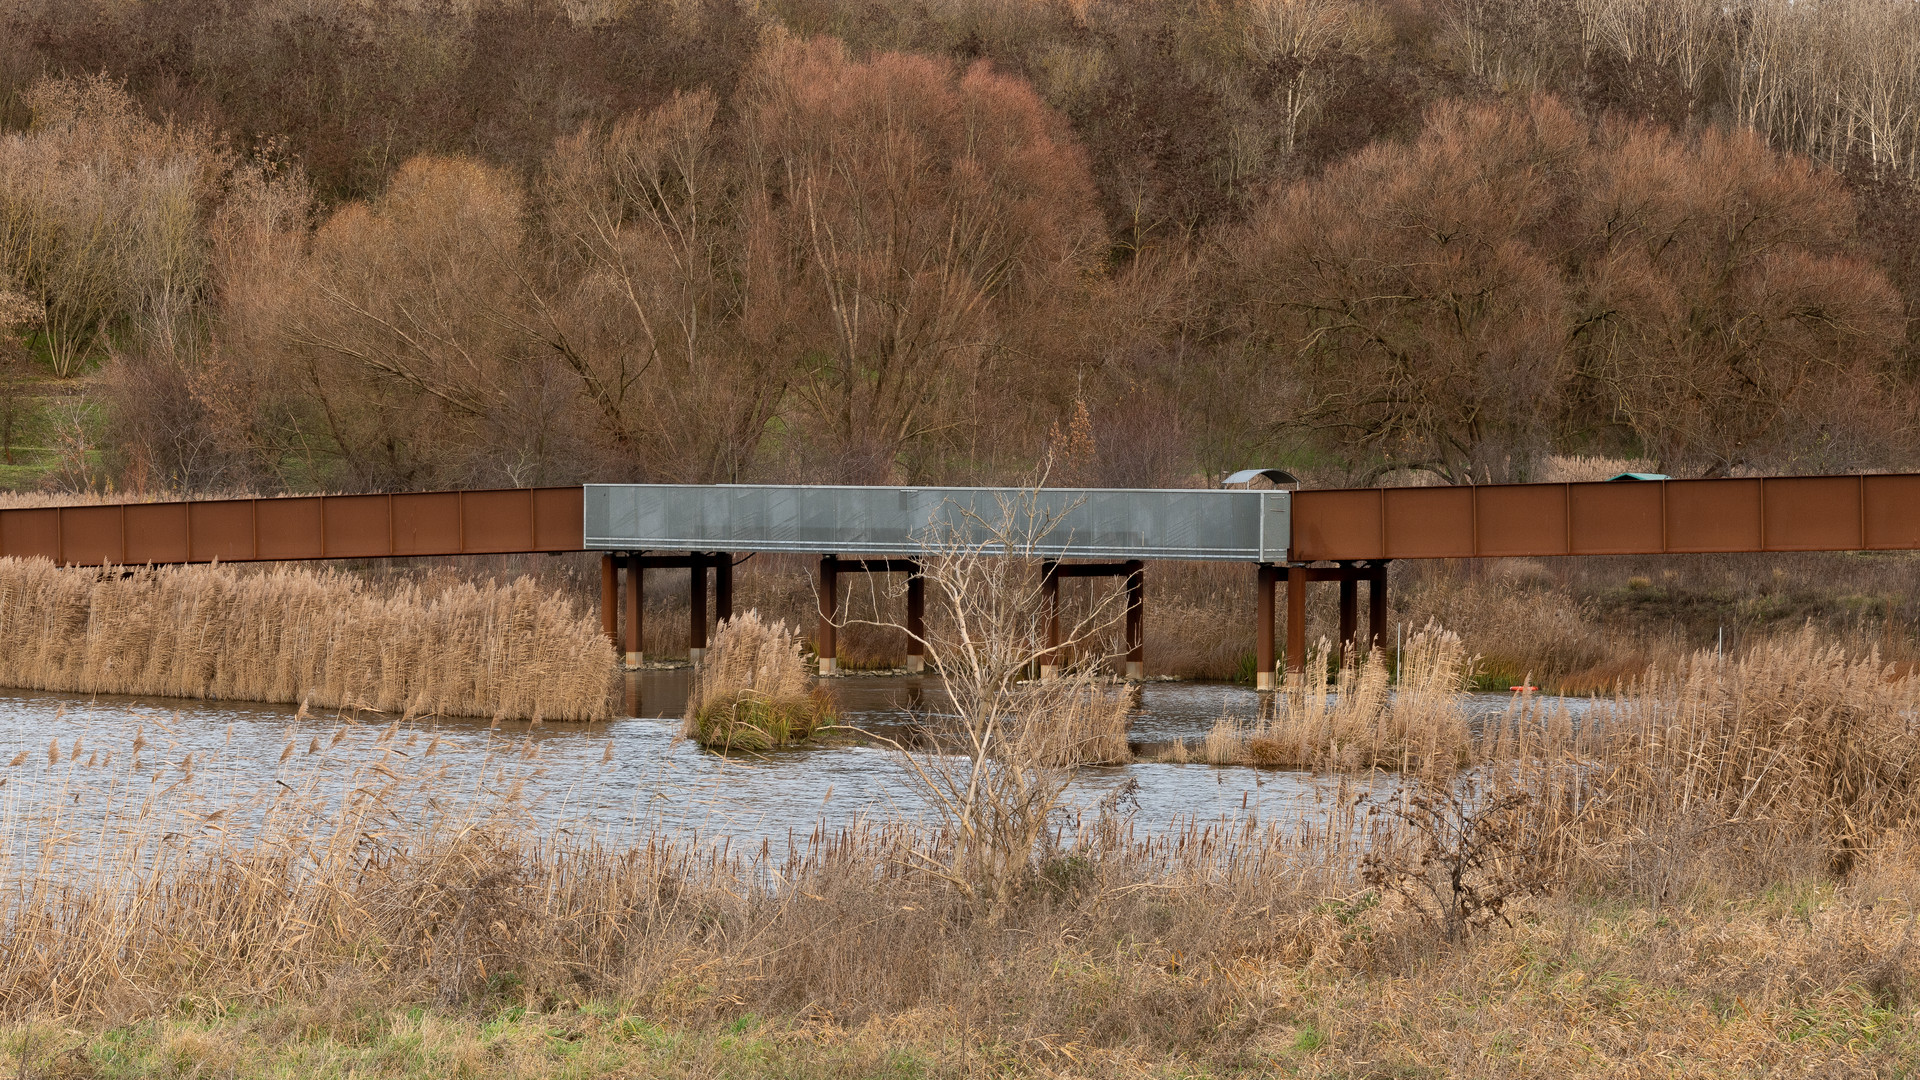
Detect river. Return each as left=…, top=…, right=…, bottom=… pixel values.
left=0, top=672, right=1574, bottom=878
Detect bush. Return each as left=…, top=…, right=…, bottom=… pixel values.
left=682, top=611, right=833, bottom=751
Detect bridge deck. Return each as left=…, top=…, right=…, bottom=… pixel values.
left=3, top=474, right=1917, bottom=687
left=0, top=474, right=1916, bottom=567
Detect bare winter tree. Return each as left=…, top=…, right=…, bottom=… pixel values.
left=1567, top=121, right=1908, bottom=473
left=1223, top=97, right=1582, bottom=483
left=539, top=91, right=791, bottom=483
left=741, top=38, right=1105, bottom=482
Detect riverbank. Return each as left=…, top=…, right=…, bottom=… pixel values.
left=0, top=632, right=1911, bottom=1076
left=5, top=875, right=1910, bottom=1077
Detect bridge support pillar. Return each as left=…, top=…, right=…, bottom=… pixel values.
left=1255, top=564, right=1277, bottom=690
left=600, top=554, right=618, bottom=654
left=689, top=557, right=708, bottom=664
left=1286, top=565, right=1307, bottom=682
left=1039, top=560, right=1061, bottom=679
left=817, top=555, right=838, bottom=675
left=1338, top=568, right=1358, bottom=659
left=906, top=568, right=926, bottom=674
left=1124, top=560, right=1144, bottom=680
left=624, top=554, right=643, bottom=668
left=1369, top=560, right=1389, bottom=652
left=715, top=553, right=733, bottom=628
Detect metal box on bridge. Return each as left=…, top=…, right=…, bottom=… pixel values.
left=583, top=484, right=1291, bottom=562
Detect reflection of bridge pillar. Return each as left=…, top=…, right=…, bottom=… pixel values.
left=1286, top=564, right=1307, bottom=681
left=1124, top=559, right=1144, bottom=679
left=600, top=554, right=618, bottom=653
left=1039, top=560, right=1061, bottom=679
left=817, top=555, right=838, bottom=675
left=689, top=556, right=709, bottom=663
left=905, top=566, right=925, bottom=674
left=1255, top=564, right=1277, bottom=690
left=624, top=554, right=643, bottom=668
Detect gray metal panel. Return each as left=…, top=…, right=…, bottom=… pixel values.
left=583, top=485, right=1290, bottom=562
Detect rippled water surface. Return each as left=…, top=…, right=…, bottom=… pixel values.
left=0, top=673, right=1583, bottom=867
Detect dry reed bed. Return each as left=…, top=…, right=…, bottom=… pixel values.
left=1149, top=626, right=1479, bottom=770
left=0, top=556, right=617, bottom=721
left=0, top=704, right=1911, bottom=1076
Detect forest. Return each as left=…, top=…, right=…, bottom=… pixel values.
left=3, top=0, right=1919, bottom=495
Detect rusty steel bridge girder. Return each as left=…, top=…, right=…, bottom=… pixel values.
left=1290, top=474, right=1920, bottom=561
left=10, top=474, right=1920, bottom=682
left=0, top=488, right=584, bottom=566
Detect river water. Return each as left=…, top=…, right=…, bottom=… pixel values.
left=0, top=673, right=1573, bottom=875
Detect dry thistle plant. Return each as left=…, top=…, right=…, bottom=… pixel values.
left=1361, top=775, right=1552, bottom=942
left=680, top=610, right=832, bottom=750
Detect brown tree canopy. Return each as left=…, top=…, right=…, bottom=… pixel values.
left=1223, top=96, right=1909, bottom=482
left=1222, top=98, right=1584, bottom=483
left=1567, top=123, right=1907, bottom=473
left=741, top=38, right=1105, bottom=482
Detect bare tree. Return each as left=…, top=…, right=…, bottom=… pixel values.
left=1222, top=97, right=1582, bottom=482
left=539, top=91, right=789, bottom=482
left=741, top=38, right=1104, bottom=482
left=843, top=487, right=1134, bottom=910
left=0, top=76, right=224, bottom=377
left=275, top=156, right=570, bottom=488
left=1568, top=121, right=1907, bottom=472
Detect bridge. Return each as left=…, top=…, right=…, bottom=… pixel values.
left=2, top=474, right=1913, bottom=689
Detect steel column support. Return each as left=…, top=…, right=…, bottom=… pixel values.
left=715, top=553, right=733, bottom=627
left=1255, top=564, right=1277, bottom=691
left=1338, top=568, right=1358, bottom=658
left=600, top=553, right=617, bottom=651
left=817, top=555, right=838, bottom=675
left=1040, top=560, right=1061, bottom=679
left=905, top=566, right=926, bottom=674
left=1286, top=564, right=1307, bottom=679
left=1124, top=559, right=1145, bottom=679
left=689, top=556, right=709, bottom=662
left=1369, top=560, right=1389, bottom=651
left=624, top=553, right=643, bottom=668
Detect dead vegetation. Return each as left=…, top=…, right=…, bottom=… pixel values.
left=0, top=630, right=1910, bottom=1073
left=0, top=556, right=617, bottom=721
left=1147, top=625, right=1478, bottom=770
left=680, top=610, right=831, bottom=750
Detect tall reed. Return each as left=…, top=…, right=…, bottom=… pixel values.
left=681, top=611, right=830, bottom=749
left=1522, top=628, right=1920, bottom=885
left=0, top=557, right=617, bottom=721
left=1178, top=626, right=1477, bottom=772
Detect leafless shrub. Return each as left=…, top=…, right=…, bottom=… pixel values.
left=856, top=486, right=1135, bottom=908
left=1362, top=776, right=1552, bottom=942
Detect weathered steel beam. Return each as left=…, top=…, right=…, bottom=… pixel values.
left=0, top=487, right=584, bottom=567
left=1290, top=475, right=1920, bottom=561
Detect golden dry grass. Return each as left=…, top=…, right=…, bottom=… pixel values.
left=1150, top=626, right=1477, bottom=770
left=0, top=556, right=617, bottom=721
left=681, top=610, right=831, bottom=749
